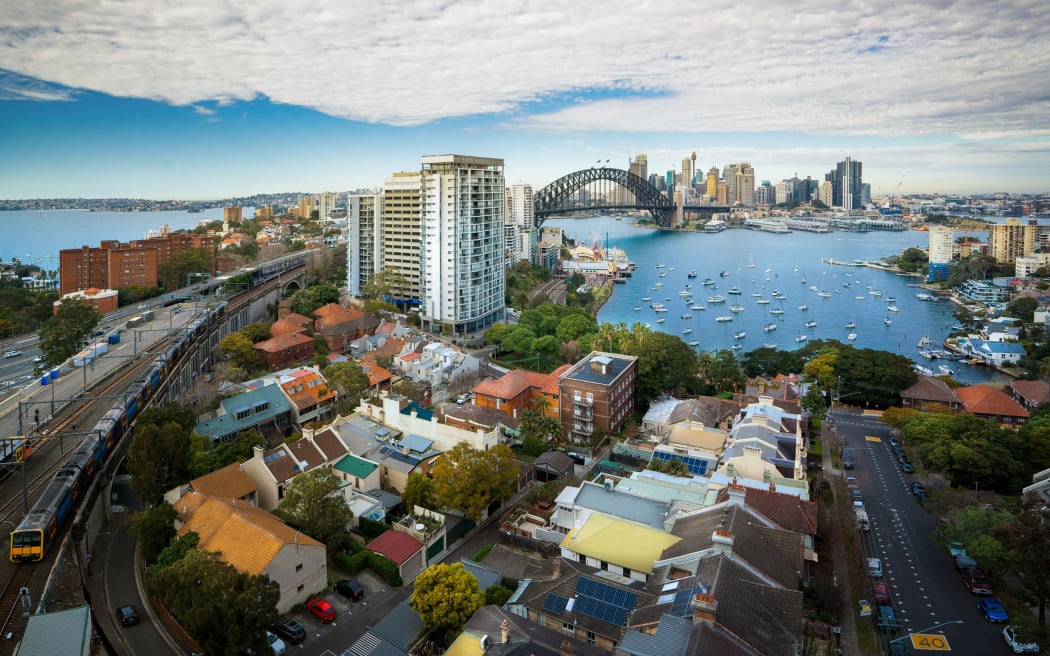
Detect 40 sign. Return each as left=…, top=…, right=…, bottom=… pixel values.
left=909, top=633, right=952, bottom=651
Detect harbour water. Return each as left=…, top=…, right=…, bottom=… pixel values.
left=545, top=215, right=1007, bottom=385
left=0, top=208, right=245, bottom=266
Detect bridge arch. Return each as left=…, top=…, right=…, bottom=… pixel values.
left=533, top=167, right=672, bottom=227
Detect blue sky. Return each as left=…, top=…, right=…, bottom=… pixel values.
left=2, top=0, right=1049, bottom=199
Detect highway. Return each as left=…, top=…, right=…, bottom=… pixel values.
left=831, top=409, right=1004, bottom=655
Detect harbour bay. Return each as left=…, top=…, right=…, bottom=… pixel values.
left=545, top=215, right=1008, bottom=385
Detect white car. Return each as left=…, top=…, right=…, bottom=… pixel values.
left=1003, top=625, right=1039, bottom=654
left=3, top=350, right=22, bottom=358
left=266, top=630, right=287, bottom=656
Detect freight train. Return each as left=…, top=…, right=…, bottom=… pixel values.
left=9, top=301, right=227, bottom=562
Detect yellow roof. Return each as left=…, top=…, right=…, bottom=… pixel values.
left=559, top=514, right=680, bottom=574
left=444, top=631, right=485, bottom=656
left=175, top=491, right=322, bottom=576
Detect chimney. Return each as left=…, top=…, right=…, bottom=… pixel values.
left=691, top=592, right=718, bottom=623
left=560, top=639, right=573, bottom=656
left=762, top=469, right=772, bottom=484
left=501, top=619, right=510, bottom=644
left=553, top=556, right=561, bottom=578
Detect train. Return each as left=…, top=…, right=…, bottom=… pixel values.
left=0, top=437, right=34, bottom=473
left=9, top=301, right=228, bottom=562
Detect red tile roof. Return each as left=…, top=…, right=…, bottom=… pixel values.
left=366, top=530, right=424, bottom=565
left=955, top=385, right=1030, bottom=419
left=254, top=332, right=314, bottom=353
left=1010, top=380, right=1050, bottom=405
left=473, top=368, right=563, bottom=401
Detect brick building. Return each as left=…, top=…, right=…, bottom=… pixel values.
left=52, top=287, right=119, bottom=315
left=254, top=333, right=316, bottom=370
left=58, top=233, right=216, bottom=296
left=558, top=351, right=638, bottom=443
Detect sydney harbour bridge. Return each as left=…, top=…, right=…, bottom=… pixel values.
left=532, top=166, right=730, bottom=228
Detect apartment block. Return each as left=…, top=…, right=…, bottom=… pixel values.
left=382, top=172, right=423, bottom=304
left=347, top=193, right=383, bottom=297
left=558, top=351, right=638, bottom=443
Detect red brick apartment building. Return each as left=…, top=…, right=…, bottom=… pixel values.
left=59, top=233, right=216, bottom=296
left=558, top=351, right=639, bottom=443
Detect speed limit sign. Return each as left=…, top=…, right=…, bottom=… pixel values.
left=909, top=634, right=952, bottom=651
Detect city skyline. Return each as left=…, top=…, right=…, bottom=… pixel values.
left=2, top=1, right=1049, bottom=199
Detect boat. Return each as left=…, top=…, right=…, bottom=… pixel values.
left=796, top=335, right=808, bottom=343
left=669, top=267, right=676, bottom=271
left=633, top=306, right=641, bottom=311
left=845, top=321, right=856, bottom=329
left=659, top=272, right=666, bottom=277
left=913, top=364, right=934, bottom=376
left=732, top=344, right=742, bottom=350
left=805, top=320, right=817, bottom=328
left=734, top=330, right=746, bottom=339
left=847, top=333, right=857, bottom=341
left=769, top=308, right=784, bottom=315
left=917, top=336, right=932, bottom=348
left=869, top=290, right=883, bottom=297
left=884, top=317, right=892, bottom=326
left=950, top=324, right=965, bottom=331
left=702, top=278, right=716, bottom=286
left=751, top=292, right=762, bottom=297
left=756, top=298, right=771, bottom=305
left=707, top=295, right=727, bottom=303
left=613, top=278, right=627, bottom=284
left=855, top=295, right=865, bottom=300
left=642, top=296, right=651, bottom=302
left=682, top=327, right=693, bottom=334
left=764, top=322, right=777, bottom=332
left=653, top=282, right=663, bottom=288
left=887, top=305, right=899, bottom=312
left=657, top=317, right=666, bottom=324
left=919, top=349, right=938, bottom=360
left=730, top=305, right=745, bottom=312
left=809, top=285, right=819, bottom=292
left=728, top=285, right=742, bottom=295
left=817, top=291, right=832, bottom=298
left=681, top=313, right=692, bottom=319
left=716, top=315, right=733, bottom=322
left=643, top=323, right=652, bottom=329
left=678, top=290, right=691, bottom=296
left=938, top=364, right=955, bottom=376
left=691, top=304, right=705, bottom=311
left=916, top=293, right=932, bottom=301
left=654, top=306, right=668, bottom=313
left=886, top=297, right=897, bottom=302
left=763, top=342, right=777, bottom=349
left=689, top=340, right=700, bottom=347
left=687, top=270, right=697, bottom=278
left=655, top=263, right=665, bottom=268
left=747, top=253, right=755, bottom=269
left=798, top=304, right=809, bottom=311
left=720, top=271, right=731, bottom=278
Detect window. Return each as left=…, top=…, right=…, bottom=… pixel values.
left=586, top=631, right=596, bottom=645
left=562, top=622, right=574, bottom=632
left=295, top=563, right=303, bottom=572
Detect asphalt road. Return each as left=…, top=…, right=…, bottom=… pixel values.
left=831, top=409, right=1007, bottom=655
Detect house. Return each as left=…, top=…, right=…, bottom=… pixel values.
left=445, top=605, right=607, bottom=656
left=650, top=422, right=729, bottom=476
left=533, top=450, right=576, bottom=482
left=358, top=394, right=502, bottom=453
left=360, top=361, right=393, bottom=395
left=347, top=598, right=426, bottom=656
left=720, top=483, right=819, bottom=568
left=241, top=439, right=327, bottom=510
left=277, top=367, right=337, bottom=425
left=270, top=312, right=314, bottom=337
left=550, top=480, right=673, bottom=536
left=173, top=491, right=326, bottom=612
left=15, top=606, right=92, bottom=656
left=313, top=303, right=377, bottom=351
left=254, top=332, right=315, bottom=370
left=900, top=375, right=961, bottom=411
left=366, top=530, right=427, bottom=583
left=643, top=396, right=741, bottom=438
left=163, top=461, right=258, bottom=508
left=332, top=453, right=381, bottom=494
left=719, top=397, right=805, bottom=481
left=442, top=404, right=519, bottom=435
left=558, top=351, right=639, bottom=443
left=963, top=339, right=1027, bottom=366
left=195, top=384, right=294, bottom=444
left=558, top=513, right=681, bottom=581
left=472, top=366, right=567, bottom=420
left=955, top=385, right=1030, bottom=427
left=1008, top=380, right=1050, bottom=411
left=372, top=435, right=443, bottom=494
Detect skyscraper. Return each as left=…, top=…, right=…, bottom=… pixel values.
left=382, top=171, right=423, bottom=304
left=831, top=157, right=863, bottom=210
left=317, top=192, right=338, bottom=222
left=419, top=155, right=506, bottom=335
left=988, top=218, right=1038, bottom=264
left=706, top=167, right=719, bottom=199
left=928, top=226, right=954, bottom=264
left=734, top=163, right=755, bottom=206
left=347, top=193, right=383, bottom=297
left=506, top=183, right=535, bottom=265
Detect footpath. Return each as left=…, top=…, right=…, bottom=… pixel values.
left=822, top=418, right=861, bottom=656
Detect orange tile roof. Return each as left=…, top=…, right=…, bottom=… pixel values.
left=473, top=368, right=562, bottom=401
left=271, top=313, right=313, bottom=336
left=361, top=363, right=392, bottom=386
left=313, top=303, right=362, bottom=323
left=254, top=332, right=314, bottom=353
left=175, top=491, right=321, bottom=576
left=279, top=371, right=337, bottom=410
left=189, top=462, right=256, bottom=500
left=955, top=385, right=1030, bottom=418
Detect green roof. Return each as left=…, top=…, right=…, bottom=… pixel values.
left=334, top=453, right=378, bottom=478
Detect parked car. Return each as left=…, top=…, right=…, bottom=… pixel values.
left=867, top=558, right=883, bottom=578
left=1003, top=625, right=1040, bottom=654
left=878, top=604, right=898, bottom=628
left=116, top=605, right=140, bottom=627
left=911, top=481, right=926, bottom=496
left=873, top=582, right=891, bottom=605
left=901, top=462, right=914, bottom=473
left=272, top=619, right=306, bottom=645
left=955, top=553, right=977, bottom=570
left=961, top=568, right=994, bottom=595
left=305, top=598, right=336, bottom=623
left=335, top=578, right=364, bottom=601
left=851, top=489, right=863, bottom=502
left=888, top=437, right=899, bottom=447
left=266, top=631, right=287, bottom=656
left=978, top=597, right=1009, bottom=622
left=948, top=542, right=967, bottom=558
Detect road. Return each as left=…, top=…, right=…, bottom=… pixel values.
left=831, top=409, right=1005, bottom=655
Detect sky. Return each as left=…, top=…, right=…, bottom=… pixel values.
left=2, top=0, right=1049, bottom=200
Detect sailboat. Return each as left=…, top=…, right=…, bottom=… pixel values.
left=747, top=253, right=755, bottom=269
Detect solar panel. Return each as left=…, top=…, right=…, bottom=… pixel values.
left=670, top=587, right=699, bottom=617
left=543, top=593, right=568, bottom=615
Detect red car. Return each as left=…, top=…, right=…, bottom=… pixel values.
left=873, top=582, right=891, bottom=606
left=962, top=568, right=994, bottom=595
left=305, top=598, right=336, bottom=623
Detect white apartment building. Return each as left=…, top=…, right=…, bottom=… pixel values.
left=317, top=191, right=338, bottom=223
left=928, top=226, right=955, bottom=264
left=505, top=183, right=535, bottom=265
left=347, top=193, right=383, bottom=297
left=419, top=155, right=506, bottom=335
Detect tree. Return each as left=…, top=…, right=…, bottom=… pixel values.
left=403, top=472, right=436, bottom=511
left=431, top=443, right=518, bottom=521
left=239, top=321, right=273, bottom=344
left=219, top=332, right=264, bottom=372
left=501, top=327, right=536, bottom=356
left=128, top=422, right=193, bottom=506
left=324, top=361, right=371, bottom=414
left=137, top=402, right=198, bottom=433
left=518, top=396, right=565, bottom=450
left=38, top=298, right=100, bottom=365
left=289, top=283, right=341, bottom=316
left=131, top=503, right=178, bottom=563
left=1006, top=296, right=1038, bottom=323
left=277, top=468, right=353, bottom=550
left=999, top=499, right=1050, bottom=625
left=147, top=549, right=279, bottom=656
left=363, top=267, right=409, bottom=305
left=410, top=563, right=484, bottom=638
left=555, top=313, right=597, bottom=343
left=158, top=247, right=213, bottom=290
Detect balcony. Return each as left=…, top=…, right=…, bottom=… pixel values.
left=572, top=407, right=593, bottom=420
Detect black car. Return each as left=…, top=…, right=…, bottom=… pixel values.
left=272, top=618, right=306, bottom=644
left=911, top=481, right=926, bottom=496
left=335, top=578, right=364, bottom=601
left=116, top=604, right=140, bottom=626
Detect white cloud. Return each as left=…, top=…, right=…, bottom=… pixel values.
left=3, top=0, right=1049, bottom=145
